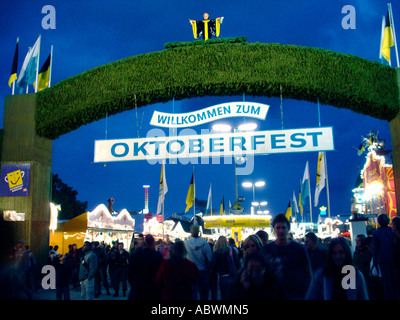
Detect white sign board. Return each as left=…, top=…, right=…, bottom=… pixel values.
left=150, top=102, right=269, bottom=128
left=94, top=127, right=334, bottom=162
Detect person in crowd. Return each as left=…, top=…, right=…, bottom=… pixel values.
left=160, top=239, right=171, bottom=259
left=98, top=242, right=111, bottom=295
left=92, top=241, right=110, bottom=297
left=130, top=237, right=145, bottom=255
left=372, top=213, right=399, bottom=300
left=353, top=234, right=372, bottom=282
left=112, top=242, right=129, bottom=297
left=155, top=240, right=199, bottom=300
left=392, top=216, right=400, bottom=298
left=304, top=232, right=326, bottom=274
left=107, top=241, right=119, bottom=289
left=25, top=245, right=36, bottom=294
left=68, top=243, right=80, bottom=288
left=49, top=246, right=55, bottom=257
left=241, top=234, right=263, bottom=267
left=128, top=234, right=163, bottom=300
left=210, top=235, right=241, bottom=300
left=230, top=251, right=284, bottom=300
left=256, top=230, right=269, bottom=246
left=155, top=239, right=163, bottom=252
left=54, top=254, right=72, bottom=300
left=208, top=238, right=215, bottom=251
left=228, top=238, right=239, bottom=256
left=53, top=245, right=60, bottom=257
left=306, top=237, right=369, bottom=300
left=12, top=240, right=32, bottom=299
left=79, top=241, right=98, bottom=300
left=262, top=213, right=312, bottom=300
left=184, top=224, right=213, bottom=300
left=91, top=241, right=102, bottom=298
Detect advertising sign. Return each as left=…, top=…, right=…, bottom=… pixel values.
left=0, top=163, right=31, bottom=197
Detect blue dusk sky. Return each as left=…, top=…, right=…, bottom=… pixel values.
left=0, top=0, right=398, bottom=223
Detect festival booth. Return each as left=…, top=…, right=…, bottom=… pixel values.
left=163, top=215, right=213, bottom=240
left=362, top=150, right=397, bottom=219
left=84, top=204, right=135, bottom=249
left=49, top=212, right=87, bottom=255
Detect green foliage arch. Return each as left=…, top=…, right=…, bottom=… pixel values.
left=36, top=38, right=399, bottom=140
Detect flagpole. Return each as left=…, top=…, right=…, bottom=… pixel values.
left=162, top=188, right=165, bottom=241
left=48, top=45, right=53, bottom=88
left=324, top=152, right=331, bottom=218
left=300, top=179, right=303, bottom=223
left=11, top=37, right=19, bottom=95
left=308, top=173, right=313, bottom=223
left=380, top=15, right=386, bottom=61
left=210, top=182, right=213, bottom=216
left=34, top=35, right=41, bottom=93
left=193, top=167, right=196, bottom=222
left=162, top=163, right=165, bottom=241
left=388, top=3, right=400, bottom=67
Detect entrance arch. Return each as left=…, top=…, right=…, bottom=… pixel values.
left=35, top=40, right=399, bottom=139
left=2, top=39, right=400, bottom=266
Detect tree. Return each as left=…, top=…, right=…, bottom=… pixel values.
left=51, top=174, right=88, bottom=220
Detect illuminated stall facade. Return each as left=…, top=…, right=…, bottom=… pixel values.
left=362, top=150, right=397, bottom=219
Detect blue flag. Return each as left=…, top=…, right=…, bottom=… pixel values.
left=16, top=36, right=40, bottom=93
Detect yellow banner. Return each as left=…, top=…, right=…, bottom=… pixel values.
left=203, top=215, right=270, bottom=228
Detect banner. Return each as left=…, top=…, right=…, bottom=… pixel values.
left=0, top=163, right=31, bottom=197
left=94, top=127, right=334, bottom=162
left=150, top=102, right=269, bottom=128
left=203, top=215, right=271, bottom=228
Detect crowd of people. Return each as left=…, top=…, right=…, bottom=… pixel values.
left=2, top=213, right=400, bottom=300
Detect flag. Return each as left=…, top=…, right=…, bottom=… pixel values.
left=185, top=172, right=195, bottom=213
left=220, top=194, right=225, bottom=215
left=301, top=161, right=310, bottom=205
left=16, top=35, right=41, bottom=93
left=206, top=183, right=212, bottom=215
left=285, top=200, right=292, bottom=221
left=292, top=190, right=299, bottom=214
left=156, top=163, right=168, bottom=214
left=34, top=51, right=51, bottom=92
left=8, top=38, right=19, bottom=87
left=381, top=9, right=394, bottom=64
left=299, top=181, right=303, bottom=217
left=314, top=152, right=326, bottom=207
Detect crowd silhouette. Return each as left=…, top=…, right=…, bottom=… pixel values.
left=1, top=213, right=400, bottom=300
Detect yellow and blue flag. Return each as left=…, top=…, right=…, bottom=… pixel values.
left=381, top=9, right=394, bottom=65
left=185, top=172, right=195, bottom=213
left=8, top=38, right=19, bottom=87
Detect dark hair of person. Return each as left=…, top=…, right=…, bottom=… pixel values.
left=323, top=237, right=353, bottom=277
left=392, top=216, right=400, bottom=235
left=243, top=251, right=266, bottom=270
left=168, top=240, right=186, bottom=263
left=356, top=234, right=366, bottom=247
left=377, top=214, right=390, bottom=227
left=305, top=232, right=318, bottom=244
left=145, top=234, right=155, bottom=247
left=256, top=230, right=269, bottom=243
left=228, top=238, right=236, bottom=245
left=271, top=213, right=290, bottom=230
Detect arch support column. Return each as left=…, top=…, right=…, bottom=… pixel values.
left=0, top=94, right=53, bottom=269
